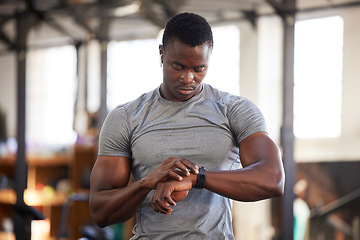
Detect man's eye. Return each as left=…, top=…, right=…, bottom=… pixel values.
left=194, top=66, right=206, bottom=73
left=172, top=64, right=182, bottom=70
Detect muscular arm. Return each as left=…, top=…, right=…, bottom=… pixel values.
left=89, top=155, right=199, bottom=227
left=89, top=156, right=149, bottom=227
left=205, top=132, right=285, bottom=201
left=150, top=132, right=285, bottom=214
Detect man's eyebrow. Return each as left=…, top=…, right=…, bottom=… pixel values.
left=172, top=61, right=186, bottom=67
left=172, top=61, right=207, bottom=68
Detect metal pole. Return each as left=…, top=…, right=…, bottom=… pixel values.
left=97, top=19, right=111, bottom=129
left=280, top=0, right=297, bottom=239
left=98, top=40, right=108, bottom=128
left=14, top=10, right=32, bottom=240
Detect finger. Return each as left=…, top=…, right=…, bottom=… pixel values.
left=151, top=198, right=173, bottom=214
left=158, top=167, right=182, bottom=182
left=150, top=185, right=173, bottom=214
left=159, top=159, right=183, bottom=179
left=173, top=166, right=190, bottom=177
left=150, top=198, right=172, bottom=214
left=160, top=183, right=177, bottom=206
left=161, top=158, right=197, bottom=180
left=169, top=160, right=192, bottom=177
left=167, top=170, right=183, bottom=181
left=163, top=194, right=176, bottom=206
left=179, top=159, right=199, bottom=174
left=157, top=183, right=177, bottom=207
left=164, top=158, right=197, bottom=175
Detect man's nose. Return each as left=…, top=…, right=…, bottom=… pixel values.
left=180, top=70, right=194, bottom=84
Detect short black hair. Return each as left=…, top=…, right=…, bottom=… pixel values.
left=162, top=12, right=213, bottom=50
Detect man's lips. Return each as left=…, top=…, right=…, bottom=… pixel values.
left=176, top=86, right=196, bottom=91
left=176, top=86, right=196, bottom=94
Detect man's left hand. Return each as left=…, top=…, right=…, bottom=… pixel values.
left=150, top=175, right=195, bottom=214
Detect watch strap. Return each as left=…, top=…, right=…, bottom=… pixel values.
left=195, top=166, right=206, bottom=189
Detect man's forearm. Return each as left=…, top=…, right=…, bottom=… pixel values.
left=204, top=164, right=284, bottom=201
left=90, top=178, right=152, bottom=227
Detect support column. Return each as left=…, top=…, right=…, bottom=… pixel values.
left=14, top=10, right=33, bottom=240
left=280, top=0, right=297, bottom=239
left=98, top=40, right=108, bottom=128
left=97, top=19, right=111, bottom=129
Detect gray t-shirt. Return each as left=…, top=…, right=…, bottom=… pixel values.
left=98, top=83, right=267, bottom=239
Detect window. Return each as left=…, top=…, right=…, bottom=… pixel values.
left=294, top=16, right=344, bottom=139
left=206, top=25, right=240, bottom=95
left=107, top=39, right=162, bottom=110
left=107, top=25, right=240, bottom=110
left=27, top=45, right=77, bottom=149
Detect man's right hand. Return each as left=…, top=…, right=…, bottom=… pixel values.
left=143, top=157, right=199, bottom=190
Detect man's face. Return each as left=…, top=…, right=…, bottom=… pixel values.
left=159, top=38, right=212, bottom=102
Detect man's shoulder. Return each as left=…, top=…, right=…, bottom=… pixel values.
left=203, top=84, right=246, bottom=105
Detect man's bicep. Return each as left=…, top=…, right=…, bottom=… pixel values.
left=90, top=155, right=131, bottom=192
left=238, top=132, right=281, bottom=168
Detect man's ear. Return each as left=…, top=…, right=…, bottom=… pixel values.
left=159, top=44, right=164, bottom=58
left=159, top=44, right=164, bottom=66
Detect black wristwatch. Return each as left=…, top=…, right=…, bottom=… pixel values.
left=195, top=166, right=206, bottom=189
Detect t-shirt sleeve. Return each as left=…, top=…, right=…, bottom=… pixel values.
left=228, top=97, right=267, bottom=144
left=97, top=106, right=132, bottom=157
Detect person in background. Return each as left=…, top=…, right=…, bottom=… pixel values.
left=294, top=179, right=310, bottom=240
left=89, top=12, right=285, bottom=239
